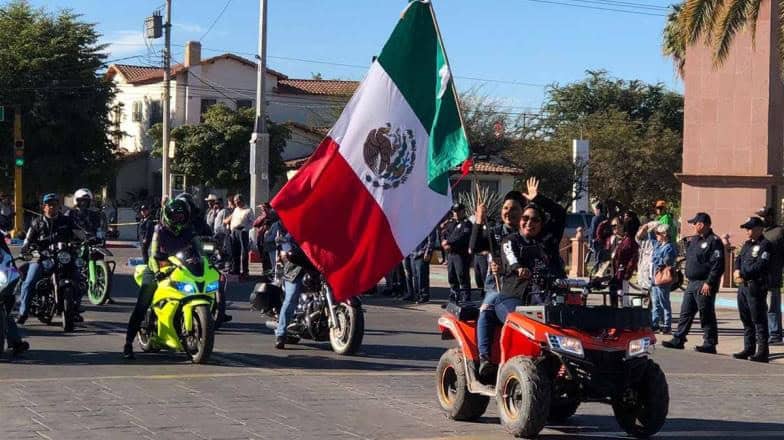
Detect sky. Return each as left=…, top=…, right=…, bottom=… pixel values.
left=27, top=0, right=682, bottom=113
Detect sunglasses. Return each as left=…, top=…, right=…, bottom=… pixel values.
left=611, top=224, right=621, bottom=228
left=521, top=215, right=542, bottom=224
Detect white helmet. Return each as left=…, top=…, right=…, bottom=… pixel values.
left=74, top=188, right=93, bottom=201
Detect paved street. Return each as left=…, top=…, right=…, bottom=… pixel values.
left=2, top=247, right=784, bottom=439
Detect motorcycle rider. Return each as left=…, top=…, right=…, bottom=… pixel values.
left=274, top=225, right=313, bottom=349
left=66, top=188, right=108, bottom=307
left=1, top=233, right=29, bottom=357
left=475, top=178, right=567, bottom=378
left=123, top=198, right=199, bottom=359
left=17, top=193, right=79, bottom=325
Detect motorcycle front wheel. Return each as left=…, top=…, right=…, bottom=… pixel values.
left=183, top=305, right=214, bottom=364
left=62, top=288, right=74, bottom=332
left=329, top=303, right=364, bottom=355
left=87, top=260, right=112, bottom=305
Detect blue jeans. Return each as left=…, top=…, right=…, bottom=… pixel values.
left=650, top=285, right=672, bottom=329
left=768, top=288, right=782, bottom=340
left=476, top=292, right=523, bottom=358
left=3, top=286, right=21, bottom=344
left=409, top=255, right=429, bottom=299
left=275, top=272, right=304, bottom=337
left=19, top=262, right=42, bottom=317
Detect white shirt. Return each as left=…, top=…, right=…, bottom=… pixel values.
left=229, top=207, right=254, bottom=231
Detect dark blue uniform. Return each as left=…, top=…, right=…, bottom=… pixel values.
left=672, top=230, right=725, bottom=348
left=735, top=237, right=772, bottom=357
left=444, top=217, right=472, bottom=302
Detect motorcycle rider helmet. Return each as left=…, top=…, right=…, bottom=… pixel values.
left=162, top=198, right=191, bottom=235
left=73, top=188, right=93, bottom=210
left=42, top=193, right=58, bottom=205
left=175, top=192, right=200, bottom=216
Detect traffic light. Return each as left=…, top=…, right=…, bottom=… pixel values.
left=14, top=140, right=23, bottom=167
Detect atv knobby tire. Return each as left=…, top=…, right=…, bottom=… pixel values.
left=548, top=397, right=580, bottom=423
left=612, top=360, right=669, bottom=438
left=436, top=348, right=489, bottom=421
left=496, top=356, right=552, bottom=438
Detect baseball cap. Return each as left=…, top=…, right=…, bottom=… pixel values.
left=687, top=212, right=711, bottom=225
left=740, top=216, right=764, bottom=229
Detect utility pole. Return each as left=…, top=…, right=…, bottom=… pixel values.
left=249, top=0, right=270, bottom=208
left=12, top=108, right=23, bottom=237
left=161, top=0, right=172, bottom=199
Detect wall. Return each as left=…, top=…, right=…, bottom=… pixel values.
left=267, top=94, right=346, bottom=128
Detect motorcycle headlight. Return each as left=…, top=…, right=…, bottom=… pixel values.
left=205, top=281, right=220, bottom=292
left=627, top=337, right=654, bottom=358
left=202, top=243, right=215, bottom=254
left=57, top=251, right=72, bottom=265
left=42, top=259, right=55, bottom=271
left=547, top=333, right=584, bottom=358
left=172, top=281, right=197, bottom=294
left=75, top=257, right=86, bottom=268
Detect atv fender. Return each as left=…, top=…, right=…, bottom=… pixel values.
left=499, top=313, right=543, bottom=365
left=438, top=315, right=480, bottom=361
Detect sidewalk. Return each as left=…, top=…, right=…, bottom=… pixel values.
left=394, top=263, right=784, bottom=365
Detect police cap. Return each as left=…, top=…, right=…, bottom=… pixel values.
left=687, top=212, right=711, bottom=225
left=740, top=216, right=764, bottom=229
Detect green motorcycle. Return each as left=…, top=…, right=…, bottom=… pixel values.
left=134, top=243, right=219, bottom=363
left=78, top=238, right=115, bottom=305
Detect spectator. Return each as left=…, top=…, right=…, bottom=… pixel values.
left=137, top=205, right=156, bottom=263
left=226, top=194, right=254, bottom=278
left=253, top=203, right=273, bottom=273
left=635, top=220, right=660, bottom=301
left=204, top=194, right=219, bottom=235
left=655, top=200, right=676, bottom=240
left=588, top=202, right=607, bottom=267
left=755, top=207, right=784, bottom=345
left=262, top=210, right=281, bottom=278
left=651, top=223, right=677, bottom=334
left=610, top=215, right=639, bottom=308
left=214, top=197, right=232, bottom=268
left=406, top=230, right=435, bottom=303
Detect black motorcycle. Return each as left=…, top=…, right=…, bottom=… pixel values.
left=251, top=271, right=365, bottom=355
left=15, top=240, right=82, bottom=332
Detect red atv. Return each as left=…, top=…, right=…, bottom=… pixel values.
left=436, top=278, right=668, bottom=438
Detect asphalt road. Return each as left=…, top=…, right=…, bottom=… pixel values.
left=2, top=248, right=784, bottom=440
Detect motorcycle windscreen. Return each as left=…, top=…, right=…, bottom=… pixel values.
left=173, top=247, right=204, bottom=277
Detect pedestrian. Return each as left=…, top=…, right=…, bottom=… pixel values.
left=610, top=215, right=639, bottom=308
left=253, top=203, right=272, bottom=273
left=663, top=212, right=725, bottom=353
left=588, top=202, right=607, bottom=269
left=137, top=205, right=155, bottom=263
left=442, top=203, right=473, bottom=303
left=635, top=220, right=659, bottom=305
left=651, top=223, right=677, bottom=334
left=204, top=194, right=219, bottom=235
left=655, top=200, right=677, bottom=241
left=732, top=216, right=772, bottom=363
left=225, top=194, right=254, bottom=278
left=216, top=196, right=235, bottom=268
left=262, top=211, right=281, bottom=278
left=755, top=207, right=784, bottom=345
left=383, top=262, right=406, bottom=296
left=403, top=230, right=434, bottom=303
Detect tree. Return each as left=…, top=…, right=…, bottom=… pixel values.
left=663, top=4, right=686, bottom=77
left=0, top=0, right=117, bottom=197
left=149, top=104, right=289, bottom=194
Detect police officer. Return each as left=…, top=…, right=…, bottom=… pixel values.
left=755, top=207, right=784, bottom=345
left=137, top=205, right=156, bottom=263
left=442, top=203, right=472, bottom=303
left=732, top=216, right=772, bottom=362
left=663, top=212, right=725, bottom=353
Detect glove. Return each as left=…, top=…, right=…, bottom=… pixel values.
left=155, top=271, right=169, bottom=281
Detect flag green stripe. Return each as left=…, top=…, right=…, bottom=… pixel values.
left=377, top=1, right=469, bottom=195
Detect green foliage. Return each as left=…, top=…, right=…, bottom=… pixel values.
left=0, top=0, right=117, bottom=197
left=149, top=104, right=289, bottom=194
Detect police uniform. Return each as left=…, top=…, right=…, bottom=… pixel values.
left=734, top=217, right=772, bottom=361
left=443, top=205, right=472, bottom=302
left=757, top=207, right=784, bottom=343
left=667, top=212, right=725, bottom=351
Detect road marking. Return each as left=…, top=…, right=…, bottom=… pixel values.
left=0, top=369, right=432, bottom=384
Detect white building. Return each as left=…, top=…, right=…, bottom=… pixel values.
left=106, top=41, right=358, bottom=202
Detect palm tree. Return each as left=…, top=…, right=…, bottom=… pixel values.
left=663, top=0, right=779, bottom=75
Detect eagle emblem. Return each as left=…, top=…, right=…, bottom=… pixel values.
left=362, top=123, right=416, bottom=190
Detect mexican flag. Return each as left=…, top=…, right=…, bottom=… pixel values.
left=271, top=0, right=470, bottom=301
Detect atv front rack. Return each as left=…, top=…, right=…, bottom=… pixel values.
left=515, top=304, right=652, bottom=331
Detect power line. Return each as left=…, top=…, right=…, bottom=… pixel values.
left=200, top=0, right=235, bottom=41
left=518, top=0, right=668, bottom=16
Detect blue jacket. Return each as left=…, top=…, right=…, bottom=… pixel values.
left=652, top=241, right=677, bottom=271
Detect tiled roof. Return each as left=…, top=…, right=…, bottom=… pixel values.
left=285, top=155, right=523, bottom=176
left=277, top=79, right=358, bottom=96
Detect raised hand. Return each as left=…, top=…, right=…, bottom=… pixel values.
left=522, top=177, right=539, bottom=201
left=475, top=203, right=487, bottom=224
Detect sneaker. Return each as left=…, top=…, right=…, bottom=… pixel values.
left=694, top=345, right=717, bottom=354
left=662, top=338, right=685, bottom=349
left=10, top=340, right=29, bottom=357
left=274, top=336, right=285, bottom=350
left=122, top=343, right=135, bottom=360
left=15, top=314, right=27, bottom=325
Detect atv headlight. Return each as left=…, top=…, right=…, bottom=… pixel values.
left=57, top=251, right=72, bottom=265
left=547, top=333, right=584, bottom=358
left=205, top=281, right=220, bottom=292
left=172, top=281, right=197, bottom=294
left=627, top=337, right=654, bottom=358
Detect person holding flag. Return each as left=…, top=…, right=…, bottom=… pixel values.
left=271, top=1, right=471, bottom=303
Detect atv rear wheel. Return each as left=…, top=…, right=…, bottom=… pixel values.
left=612, top=360, right=669, bottom=438
left=435, top=348, right=489, bottom=421
left=496, top=356, right=551, bottom=438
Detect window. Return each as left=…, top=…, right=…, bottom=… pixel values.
left=148, top=100, right=162, bottom=128
left=236, top=99, right=253, bottom=110
left=477, top=179, right=499, bottom=194
left=132, top=101, right=143, bottom=122
left=200, top=98, right=217, bottom=120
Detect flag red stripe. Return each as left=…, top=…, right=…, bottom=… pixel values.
left=271, top=137, right=404, bottom=301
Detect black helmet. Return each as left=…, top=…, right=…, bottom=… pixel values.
left=249, top=282, right=283, bottom=314
left=162, top=198, right=191, bottom=235
left=175, top=192, right=199, bottom=214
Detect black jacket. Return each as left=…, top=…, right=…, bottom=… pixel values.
left=684, top=229, right=725, bottom=288
left=138, top=216, right=156, bottom=247
left=65, top=207, right=104, bottom=237
left=470, top=222, right=516, bottom=258
left=443, top=217, right=472, bottom=255
left=529, top=194, right=567, bottom=262
left=22, top=214, right=78, bottom=254
left=499, top=233, right=565, bottom=302
left=735, top=236, right=772, bottom=285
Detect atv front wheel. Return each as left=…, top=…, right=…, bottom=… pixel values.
left=496, top=356, right=551, bottom=438
left=612, top=360, right=669, bottom=438
left=435, top=348, right=489, bottom=421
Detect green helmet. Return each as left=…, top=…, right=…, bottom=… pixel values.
left=162, top=198, right=191, bottom=235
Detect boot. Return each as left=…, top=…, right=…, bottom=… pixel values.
left=732, top=347, right=754, bottom=360
left=10, top=340, right=29, bottom=357
left=122, top=343, right=135, bottom=360
left=694, top=344, right=717, bottom=354
left=274, top=336, right=285, bottom=350
left=478, top=355, right=496, bottom=379
left=749, top=346, right=769, bottom=363
left=662, top=337, right=685, bottom=349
